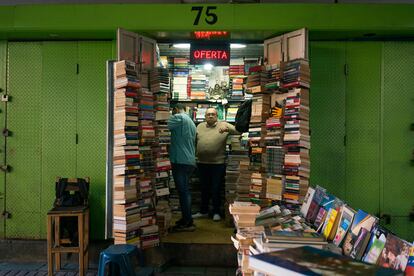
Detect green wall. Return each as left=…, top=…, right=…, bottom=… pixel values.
left=6, top=41, right=113, bottom=239
left=310, top=41, right=414, bottom=241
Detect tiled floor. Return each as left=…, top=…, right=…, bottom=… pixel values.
left=0, top=262, right=97, bottom=276
left=0, top=262, right=236, bottom=276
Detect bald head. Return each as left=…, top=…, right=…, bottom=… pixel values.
left=205, top=107, right=218, bottom=126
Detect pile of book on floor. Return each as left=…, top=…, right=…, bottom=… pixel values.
left=112, top=60, right=142, bottom=246
left=136, top=75, right=159, bottom=249
left=150, top=68, right=173, bottom=236
left=230, top=184, right=414, bottom=275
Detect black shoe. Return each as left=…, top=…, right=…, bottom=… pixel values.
left=175, top=218, right=186, bottom=226
left=170, top=222, right=196, bottom=233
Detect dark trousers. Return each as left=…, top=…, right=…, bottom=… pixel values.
left=171, top=163, right=195, bottom=224
left=197, top=163, right=226, bottom=215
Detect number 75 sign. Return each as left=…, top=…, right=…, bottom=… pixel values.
left=191, top=6, right=218, bottom=25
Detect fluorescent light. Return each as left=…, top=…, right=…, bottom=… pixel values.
left=230, top=43, right=246, bottom=49
left=204, top=63, right=213, bottom=71
left=173, top=43, right=190, bottom=49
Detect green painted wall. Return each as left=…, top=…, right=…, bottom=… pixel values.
left=6, top=41, right=113, bottom=239
left=309, top=41, right=346, bottom=199
left=382, top=42, right=414, bottom=240
left=310, top=41, right=414, bottom=241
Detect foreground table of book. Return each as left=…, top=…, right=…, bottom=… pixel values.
left=248, top=246, right=402, bottom=276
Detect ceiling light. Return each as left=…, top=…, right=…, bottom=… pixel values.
left=230, top=44, right=246, bottom=49
left=204, top=63, right=213, bottom=71
left=173, top=43, right=191, bottom=49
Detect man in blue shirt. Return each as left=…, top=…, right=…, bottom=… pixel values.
left=168, top=103, right=197, bottom=232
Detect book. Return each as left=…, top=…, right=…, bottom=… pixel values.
left=406, top=242, right=414, bottom=276
left=342, top=209, right=377, bottom=256
left=362, top=225, right=388, bottom=264
left=248, top=246, right=401, bottom=276
left=333, top=205, right=356, bottom=247
left=263, top=229, right=326, bottom=243
left=377, top=233, right=411, bottom=272
left=300, top=186, right=315, bottom=218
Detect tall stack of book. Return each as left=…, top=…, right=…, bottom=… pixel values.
left=229, top=201, right=261, bottom=276
left=172, top=58, right=189, bottom=100
left=136, top=79, right=159, bottom=249
left=282, top=86, right=310, bottom=203
left=112, top=60, right=141, bottom=246
left=236, top=158, right=252, bottom=202
left=248, top=93, right=271, bottom=203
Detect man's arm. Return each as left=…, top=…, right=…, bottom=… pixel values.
left=168, top=114, right=183, bottom=130
left=227, top=122, right=240, bottom=135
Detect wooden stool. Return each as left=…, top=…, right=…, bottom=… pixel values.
left=47, top=206, right=89, bottom=276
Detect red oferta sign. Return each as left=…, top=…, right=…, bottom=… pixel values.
left=190, top=43, right=230, bottom=66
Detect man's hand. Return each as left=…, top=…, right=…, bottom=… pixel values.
left=219, top=126, right=229, bottom=133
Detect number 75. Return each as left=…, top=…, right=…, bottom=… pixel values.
left=191, top=6, right=218, bottom=26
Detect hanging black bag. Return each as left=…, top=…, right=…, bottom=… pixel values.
left=235, top=99, right=252, bottom=133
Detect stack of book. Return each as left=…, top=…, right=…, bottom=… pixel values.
left=151, top=68, right=170, bottom=121
left=265, top=174, right=284, bottom=201
left=229, top=201, right=261, bottom=228
left=281, top=58, right=310, bottom=89
left=112, top=60, right=141, bottom=246
left=155, top=200, right=172, bottom=237
left=249, top=172, right=266, bottom=201
left=282, top=88, right=310, bottom=203
left=264, top=64, right=281, bottom=92
left=190, top=72, right=207, bottom=100
left=246, top=66, right=267, bottom=94
left=226, top=104, right=239, bottom=122
left=264, top=116, right=283, bottom=146
left=236, top=157, right=252, bottom=202
left=229, top=77, right=246, bottom=100
left=137, top=79, right=159, bottom=249
left=171, top=58, right=189, bottom=100
left=229, top=58, right=245, bottom=76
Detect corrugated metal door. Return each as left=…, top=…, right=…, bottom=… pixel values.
left=39, top=42, right=78, bottom=238
left=77, top=41, right=113, bottom=239
left=309, top=42, right=346, bottom=198
left=345, top=42, right=382, bottom=215
left=382, top=42, right=414, bottom=241
left=6, top=42, right=43, bottom=238
left=0, top=41, right=6, bottom=239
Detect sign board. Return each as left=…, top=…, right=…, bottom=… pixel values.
left=190, top=43, right=230, bottom=66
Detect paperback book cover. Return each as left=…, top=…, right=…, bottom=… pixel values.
left=342, top=209, right=377, bottom=256
left=333, top=205, right=355, bottom=247
left=377, top=234, right=411, bottom=272
left=362, top=225, right=388, bottom=264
